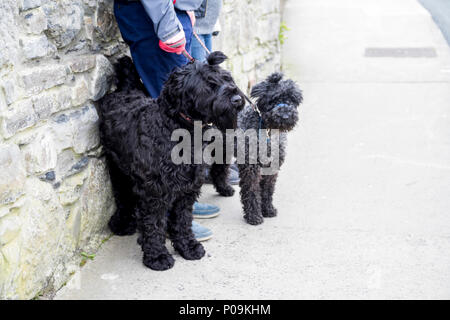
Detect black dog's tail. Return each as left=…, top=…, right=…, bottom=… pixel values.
left=113, top=56, right=146, bottom=92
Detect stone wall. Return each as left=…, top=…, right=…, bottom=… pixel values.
left=0, top=0, right=124, bottom=300
left=0, top=0, right=281, bottom=299
left=215, top=0, right=282, bottom=93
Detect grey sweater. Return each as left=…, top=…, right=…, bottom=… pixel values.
left=141, top=0, right=204, bottom=42
left=194, top=0, right=223, bottom=35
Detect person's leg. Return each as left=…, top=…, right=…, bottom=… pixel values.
left=191, top=33, right=213, bottom=62
left=114, top=1, right=192, bottom=98
left=203, top=33, right=213, bottom=52
left=191, top=34, right=208, bottom=62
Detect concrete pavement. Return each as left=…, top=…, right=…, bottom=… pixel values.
left=55, top=0, right=450, bottom=299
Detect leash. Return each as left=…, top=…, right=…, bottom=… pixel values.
left=198, top=31, right=262, bottom=116
left=181, top=31, right=210, bottom=61
left=182, top=49, right=195, bottom=62
left=258, top=115, right=271, bottom=142
left=193, top=32, right=212, bottom=55
left=183, top=31, right=263, bottom=117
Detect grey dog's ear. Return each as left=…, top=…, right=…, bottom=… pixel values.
left=207, top=51, right=228, bottom=65
left=250, top=81, right=266, bottom=99
left=267, top=72, right=283, bottom=83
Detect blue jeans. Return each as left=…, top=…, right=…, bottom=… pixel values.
left=114, top=0, right=193, bottom=98
left=191, top=33, right=212, bottom=62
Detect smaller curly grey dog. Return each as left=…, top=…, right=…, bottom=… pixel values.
left=213, top=73, right=303, bottom=225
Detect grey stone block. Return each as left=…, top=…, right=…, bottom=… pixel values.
left=1, top=78, right=22, bottom=106
left=21, top=35, right=56, bottom=60
left=22, top=130, right=57, bottom=174
left=32, top=87, right=72, bottom=120
left=69, top=55, right=96, bottom=73
left=89, top=55, right=114, bottom=101
left=21, top=0, right=47, bottom=11
left=0, top=144, right=26, bottom=205
left=71, top=79, right=90, bottom=107
left=19, top=65, right=68, bottom=96
left=1, top=99, right=37, bottom=138
left=23, top=7, right=48, bottom=35
left=72, top=104, right=100, bottom=154
left=43, top=0, right=84, bottom=48
left=94, top=1, right=119, bottom=42
left=50, top=104, right=100, bottom=154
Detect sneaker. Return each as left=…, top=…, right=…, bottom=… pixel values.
left=203, top=165, right=240, bottom=185
left=192, top=221, right=213, bottom=242
left=193, top=202, right=220, bottom=219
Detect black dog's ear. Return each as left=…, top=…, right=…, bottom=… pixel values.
left=267, top=72, right=283, bottom=84
left=207, top=51, right=228, bottom=65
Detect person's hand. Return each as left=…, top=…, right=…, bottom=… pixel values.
left=186, top=11, right=196, bottom=27
left=159, top=29, right=186, bottom=54
left=166, top=29, right=185, bottom=45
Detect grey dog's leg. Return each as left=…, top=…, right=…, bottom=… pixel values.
left=239, top=164, right=263, bottom=225
left=260, top=173, right=278, bottom=217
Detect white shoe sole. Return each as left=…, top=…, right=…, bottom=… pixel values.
left=196, top=234, right=213, bottom=242
left=193, top=212, right=220, bottom=219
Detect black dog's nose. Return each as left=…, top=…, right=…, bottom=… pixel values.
left=231, top=95, right=242, bottom=105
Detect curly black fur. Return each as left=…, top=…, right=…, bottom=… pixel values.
left=98, top=52, right=244, bottom=270
left=212, top=72, right=303, bottom=225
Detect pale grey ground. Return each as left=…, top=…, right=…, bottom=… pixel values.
left=55, top=0, right=450, bottom=299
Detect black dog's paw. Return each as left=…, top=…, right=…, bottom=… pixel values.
left=143, top=252, right=175, bottom=271
left=217, top=185, right=235, bottom=197
left=262, top=206, right=278, bottom=218
left=174, top=240, right=205, bottom=260
left=108, top=212, right=136, bottom=236
left=244, top=214, right=264, bottom=225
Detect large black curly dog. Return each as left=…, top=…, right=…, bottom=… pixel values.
left=98, top=52, right=245, bottom=270
left=212, top=73, right=303, bottom=225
